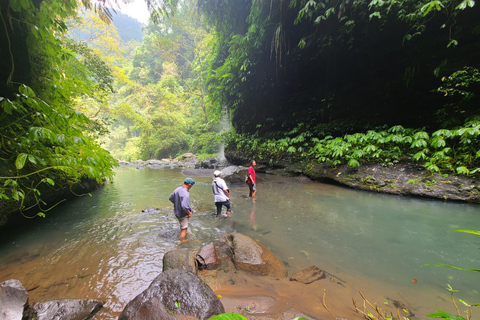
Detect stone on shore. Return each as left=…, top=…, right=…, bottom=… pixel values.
left=196, top=242, right=220, bottom=270
left=0, top=279, right=28, bottom=320
left=32, top=299, right=103, bottom=320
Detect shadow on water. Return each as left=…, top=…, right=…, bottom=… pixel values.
left=0, top=167, right=479, bottom=318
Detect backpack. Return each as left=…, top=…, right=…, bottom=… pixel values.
left=245, top=175, right=249, bottom=183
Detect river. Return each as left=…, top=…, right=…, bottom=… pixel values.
left=0, top=166, right=479, bottom=319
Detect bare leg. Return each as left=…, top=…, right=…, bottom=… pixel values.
left=180, top=228, right=188, bottom=242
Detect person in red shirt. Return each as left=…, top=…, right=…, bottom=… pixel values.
left=246, top=160, right=256, bottom=199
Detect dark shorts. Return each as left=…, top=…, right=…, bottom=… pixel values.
left=215, top=200, right=231, bottom=216
left=247, top=182, right=256, bottom=191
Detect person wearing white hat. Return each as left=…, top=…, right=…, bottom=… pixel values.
left=212, top=170, right=231, bottom=218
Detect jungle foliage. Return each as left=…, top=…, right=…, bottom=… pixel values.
left=198, top=0, right=480, bottom=175
left=103, top=0, right=220, bottom=161
left=199, top=0, right=480, bottom=134
left=0, top=0, right=118, bottom=216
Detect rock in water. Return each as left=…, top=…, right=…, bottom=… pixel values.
left=290, top=266, right=325, bottom=284
left=163, top=248, right=196, bottom=273
left=118, top=269, right=225, bottom=320
left=226, top=233, right=288, bottom=278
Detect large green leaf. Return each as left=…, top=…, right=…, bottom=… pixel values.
left=208, top=313, right=248, bottom=320
left=425, top=311, right=466, bottom=320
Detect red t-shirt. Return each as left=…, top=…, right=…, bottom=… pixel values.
left=248, top=166, right=255, bottom=184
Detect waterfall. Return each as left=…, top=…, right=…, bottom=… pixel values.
left=217, top=107, right=231, bottom=165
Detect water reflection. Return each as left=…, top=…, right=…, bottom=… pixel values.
left=0, top=167, right=479, bottom=319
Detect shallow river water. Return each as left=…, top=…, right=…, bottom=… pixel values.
left=0, top=166, right=479, bottom=319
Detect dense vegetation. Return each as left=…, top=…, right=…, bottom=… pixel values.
left=198, top=0, right=480, bottom=176
left=0, top=0, right=222, bottom=217
left=200, top=0, right=480, bottom=133
left=103, top=3, right=220, bottom=161
left=0, top=0, right=119, bottom=217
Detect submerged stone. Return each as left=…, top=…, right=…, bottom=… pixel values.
left=290, top=265, right=325, bottom=284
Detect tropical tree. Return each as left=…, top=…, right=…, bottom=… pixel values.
left=0, top=0, right=118, bottom=216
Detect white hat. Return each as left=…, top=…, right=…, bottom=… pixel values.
left=213, top=170, right=222, bottom=177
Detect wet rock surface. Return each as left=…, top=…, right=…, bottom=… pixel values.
left=119, top=269, right=225, bottom=320
left=226, top=233, right=288, bottom=278
left=32, top=299, right=103, bottom=320
left=162, top=248, right=196, bottom=273
left=0, top=279, right=103, bottom=320
left=196, top=242, right=220, bottom=270
left=303, top=162, right=480, bottom=203
left=123, top=296, right=176, bottom=320
left=0, top=279, right=28, bottom=320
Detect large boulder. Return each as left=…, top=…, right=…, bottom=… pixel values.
left=119, top=269, right=225, bottom=320
left=32, top=299, right=103, bottom=320
left=219, top=166, right=249, bottom=184
left=162, top=248, right=196, bottom=273
left=125, top=297, right=175, bottom=320
left=196, top=158, right=218, bottom=169
left=225, top=233, right=288, bottom=278
left=0, top=279, right=28, bottom=320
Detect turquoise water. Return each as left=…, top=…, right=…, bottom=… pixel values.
left=0, top=166, right=479, bottom=318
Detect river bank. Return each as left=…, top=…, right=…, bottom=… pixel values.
left=225, top=150, right=480, bottom=204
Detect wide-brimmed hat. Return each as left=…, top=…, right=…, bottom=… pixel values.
left=213, top=170, right=222, bottom=177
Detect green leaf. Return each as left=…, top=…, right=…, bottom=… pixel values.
left=348, top=159, right=360, bottom=167
left=15, top=153, right=29, bottom=170
left=425, top=310, right=467, bottom=320
left=175, top=301, right=180, bottom=308
left=208, top=313, right=248, bottom=320
left=453, top=230, right=480, bottom=236
left=456, top=166, right=469, bottom=175
left=424, top=263, right=480, bottom=273
left=447, top=40, right=458, bottom=48
left=42, top=178, right=55, bottom=186
left=456, top=0, right=475, bottom=10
